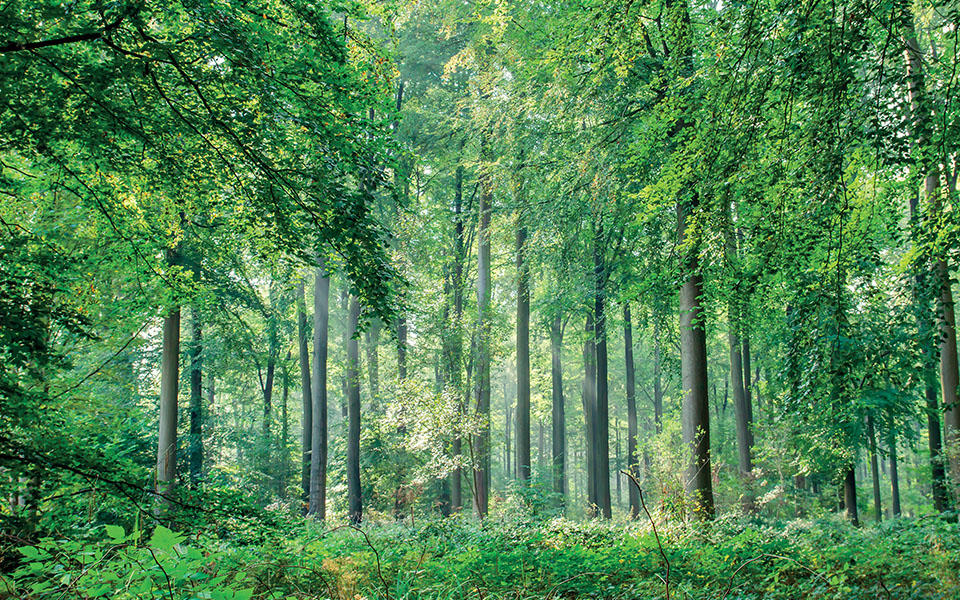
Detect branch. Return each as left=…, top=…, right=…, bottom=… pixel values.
left=621, top=469, right=669, bottom=600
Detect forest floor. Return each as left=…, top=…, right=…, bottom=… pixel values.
left=5, top=508, right=959, bottom=599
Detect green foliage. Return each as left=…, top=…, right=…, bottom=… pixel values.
left=6, top=514, right=959, bottom=599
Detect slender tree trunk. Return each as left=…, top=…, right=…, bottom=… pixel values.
left=309, top=265, right=329, bottom=518
left=844, top=468, right=859, bottom=526
left=678, top=197, right=715, bottom=519
left=902, top=5, right=956, bottom=509
left=726, top=210, right=754, bottom=514
left=517, top=209, right=531, bottom=482
left=450, top=163, right=466, bottom=512
left=365, top=319, right=380, bottom=410
left=867, top=415, right=882, bottom=523
left=582, top=313, right=598, bottom=515
left=938, top=267, right=960, bottom=501
left=189, top=307, right=203, bottom=489
left=505, top=401, right=512, bottom=481
left=297, top=282, right=312, bottom=508
left=473, top=156, right=492, bottom=518
left=624, top=304, right=640, bottom=519
left=551, top=315, right=566, bottom=500
left=156, top=301, right=181, bottom=513
left=593, top=228, right=611, bottom=519
left=346, top=294, right=362, bottom=524
left=889, top=429, right=902, bottom=517
left=280, top=362, right=289, bottom=498
left=742, top=331, right=755, bottom=433
left=653, top=321, right=664, bottom=435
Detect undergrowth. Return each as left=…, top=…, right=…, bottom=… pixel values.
left=3, top=509, right=958, bottom=599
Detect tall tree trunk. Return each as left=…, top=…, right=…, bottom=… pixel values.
left=280, top=361, right=289, bottom=498
left=297, top=282, right=312, bottom=508
left=742, top=331, right=755, bottom=433
left=505, top=401, right=512, bottom=481
left=624, top=304, right=640, bottom=519
left=189, top=307, right=203, bottom=489
left=678, top=197, right=714, bottom=519
left=888, top=429, right=902, bottom=517
left=516, top=207, right=531, bottom=482
left=550, top=315, right=566, bottom=500
left=262, top=290, right=278, bottom=473
left=726, top=210, right=753, bottom=513
left=473, top=157, right=492, bottom=518
left=346, top=294, right=362, bottom=524
left=309, top=266, right=329, bottom=518
left=450, top=163, right=466, bottom=511
left=902, top=4, right=955, bottom=509
left=365, top=319, right=380, bottom=410
left=844, top=468, right=859, bottom=526
left=582, top=313, right=598, bottom=515
left=867, top=415, right=882, bottom=523
left=653, top=321, right=664, bottom=435
left=593, top=228, right=611, bottom=519
left=156, top=301, right=180, bottom=513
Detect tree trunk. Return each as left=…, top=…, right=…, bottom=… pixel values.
left=517, top=209, right=531, bottom=482
left=889, top=429, right=902, bottom=517
left=653, top=321, right=664, bottom=435
left=593, top=228, right=611, bottom=519
left=450, top=163, right=466, bottom=512
left=678, top=197, right=714, bottom=519
left=346, top=294, right=362, bottom=524
left=365, top=318, right=380, bottom=410
left=742, top=332, right=755, bottom=433
left=624, top=304, right=640, bottom=519
left=844, top=468, right=859, bottom=526
left=473, top=158, right=492, bottom=518
left=280, top=361, right=289, bottom=498
left=309, top=265, right=329, bottom=518
left=156, top=304, right=181, bottom=514
left=297, top=282, right=312, bottom=508
left=582, top=313, right=598, bottom=515
left=867, top=415, right=882, bottom=523
left=505, top=401, right=512, bottom=481
left=189, top=307, right=203, bottom=489
left=550, top=315, right=566, bottom=500
left=902, top=4, right=956, bottom=509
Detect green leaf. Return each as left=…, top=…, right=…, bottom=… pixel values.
left=105, top=524, right=125, bottom=541
left=149, top=526, right=185, bottom=551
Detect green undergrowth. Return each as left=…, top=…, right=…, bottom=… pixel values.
left=3, top=510, right=958, bottom=599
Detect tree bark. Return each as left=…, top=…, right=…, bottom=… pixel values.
left=901, top=4, right=956, bottom=510
left=594, top=231, right=611, bottom=519
left=156, top=303, right=181, bottom=514
left=450, top=163, right=466, bottom=511
left=844, top=468, right=859, bottom=526
left=550, top=315, right=566, bottom=500
left=653, top=321, right=664, bottom=435
left=624, top=304, right=640, bottom=519
left=297, top=282, right=312, bottom=508
left=678, top=197, right=715, bottom=519
left=188, top=307, right=203, bottom=489
left=309, top=265, right=329, bottom=518
left=582, top=312, right=598, bottom=515
left=516, top=207, right=531, bottom=482
left=473, top=156, right=492, bottom=518
left=888, top=429, right=902, bottom=517
left=346, top=294, right=362, bottom=524
left=867, top=415, right=882, bottom=523
left=365, top=319, right=380, bottom=410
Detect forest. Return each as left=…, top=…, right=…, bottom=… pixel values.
left=2, top=0, right=960, bottom=597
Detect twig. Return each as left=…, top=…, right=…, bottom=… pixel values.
left=621, top=469, right=670, bottom=600
left=147, top=546, right=176, bottom=600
